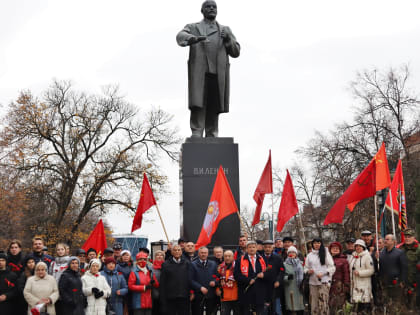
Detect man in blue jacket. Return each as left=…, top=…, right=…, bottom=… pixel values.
left=190, top=246, right=218, bottom=315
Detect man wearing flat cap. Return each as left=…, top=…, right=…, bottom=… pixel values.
left=361, top=230, right=375, bottom=253
left=398, top=228, right=420, bottom=311
left=177, top=0, right=240, bottom=137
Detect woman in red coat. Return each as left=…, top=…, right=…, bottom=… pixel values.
left=128, top=252, right=158, bottom=315
left=328, top=242, right=350, bottom=314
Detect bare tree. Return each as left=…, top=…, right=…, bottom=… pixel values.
left=0, top=80, right=180, bottom=244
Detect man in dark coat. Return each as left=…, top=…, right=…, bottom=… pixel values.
left=262, top=240, right=285, bottom=315
left=379, top=234, right=408, bottom=312
left=234, top=241, right=267, bottom=314
left=160, top=245, right=192, bottom=315
left=189, top=246, right=219, bottom=315
left=176, top=0, right=240, bottom=137
left=183, top=241, right=199, bottom=262
left=25, top=236, right=54, bottom=268
left=58, top=257, right=86, bottom=315
left=0, top=253, right=18, bottom=315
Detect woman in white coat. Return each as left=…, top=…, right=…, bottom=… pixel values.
left=24, top=261, right=59, bottom=315
left=349, top=239, right=374, bottom=314
left=82, top=259, right=111, bottom=315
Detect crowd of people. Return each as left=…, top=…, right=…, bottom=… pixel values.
left=0, top=229, right=419, bottom=315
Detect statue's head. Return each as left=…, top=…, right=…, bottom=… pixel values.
left=201, top=0, right=217, bottom=20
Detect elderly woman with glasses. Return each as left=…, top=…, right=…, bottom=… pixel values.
left=24, top=261, right=59, bottom=314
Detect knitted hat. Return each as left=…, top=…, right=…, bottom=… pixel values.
left=287, top=246, right=298, bottom=254
left=329, top=242, right=342, bottom=252
left=88, top=258, right=102, bottom=270
left=121, top=250, right=131, bottom=257
left=0, top=252, right=7, bottom=261
left=136, top=252, right=148, bottom=260
left=104, top=257, right=116, bottom=265
left=354, top=239, right=366, bottom=249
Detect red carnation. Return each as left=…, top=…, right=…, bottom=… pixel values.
left=354, top=256, right=359, bottom=259
left=413, top=283, right=417, bottom=288
left=280, top=267, right=284, bottom=271
left=189, top=290, right=194, bottom=294
left=408, top=289, right=413, bottom=295
left=414, top=244, right=418, bottom=248
left=81, top=269, right=85, bottom=273
left=392, top=279, right=397, bottom=285
left=94, top=274, right=99, bottom=277
left=417, top=264, right=420, bottom=271
left=72, top=289, right=78, bottom=292
left=118, top=272, right=123, bottom=275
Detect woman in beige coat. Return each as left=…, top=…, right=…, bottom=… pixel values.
left=24, top=261, right=59, bottom=315
left=349, top=239, right=374, bottom=314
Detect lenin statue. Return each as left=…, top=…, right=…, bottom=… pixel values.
left=177, top=1, right=240, bottom=138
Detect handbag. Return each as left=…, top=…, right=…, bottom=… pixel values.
left=106, top=299, right=116, bottom=315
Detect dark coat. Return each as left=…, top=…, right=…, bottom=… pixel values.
left=15, top=270, right=32, bottom=315
left=159, top=257, right=191, bottom=312
left=116, top=261, right=133, bottom=282
left=25, top=252, right=54, bottom=269
left=234, top=253, right=267, bottom=307
left=0, top=269, right=18, bottom=315
left=379, top=247, right=408, bottom=285
left=329, top=254, right=350, bottom=311
left=189, top=259, right=218, bottom=298
left=58, top=268, right=86, bottom=315
left=176, top=20, right=240, bottom=113
left=262, top=253, right=285, bottom=300
left=7, top=252, right=24, bottom=277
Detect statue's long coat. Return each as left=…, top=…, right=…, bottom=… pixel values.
left=177, top=21, right=240, bottom=113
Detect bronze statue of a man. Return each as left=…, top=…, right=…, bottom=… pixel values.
left=177, top=0, right=240, bottom=138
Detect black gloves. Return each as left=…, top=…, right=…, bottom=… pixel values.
left=94, top=291, right=104, bottom=299
left=92, top=287, right=99, bottom=294
left=288, top=274, right=294, bottom=280
left=145, top=284, right=153, bottom=290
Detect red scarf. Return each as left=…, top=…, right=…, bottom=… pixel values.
left=240, top=255, right=266, bottom=277
left=152, top=260, right=163, bottom=270
left=218, top=261, right=235, bottom=281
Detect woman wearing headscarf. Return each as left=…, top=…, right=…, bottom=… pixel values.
left=328, top=242, right=350, bottom=314
left=304, top=238, right=335, bottom=315
left=283, top=246, right=304, bottom=315
left=23, top=261, right=59, bottom=315
left=58, top=256, right=86, bottom=315
left=82, top=258, right=111, bottom=315
left=349, top=239, right=374, bottom=314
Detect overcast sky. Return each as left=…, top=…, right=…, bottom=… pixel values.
left=1, top=0, right=420, bottom=243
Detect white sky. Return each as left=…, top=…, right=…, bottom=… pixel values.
left=1, top=0, right=420, bottom=243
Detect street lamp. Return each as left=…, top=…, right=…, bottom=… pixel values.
left=260, top=213, right=273, bottom=240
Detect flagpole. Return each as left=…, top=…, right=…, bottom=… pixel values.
left=154, top=204, right=170, bottom=243
left=388, top=188, right=396, bottom=240
left=374, top=195, right=380, bottom=270
left=271, top=193, right=275, bottom=240
left=237, top=212, right=247, bottom=235
left=297, top=207, right=307, bottom=256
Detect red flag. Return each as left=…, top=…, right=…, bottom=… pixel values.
left=82, top=219, right=107, bottom=256
left=131, top=173, right=157, bottom=233
left=276, top=170, right=299, bottom=233
left=195, top=166, right=239, bottom=249
left=252, top=150, right=273, bottom=226
left=324, top=142, right=391, bottom=225
left=385, top=160, right=407, bottom=240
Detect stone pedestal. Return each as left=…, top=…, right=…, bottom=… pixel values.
left=180, top=137, right=240, bottom=246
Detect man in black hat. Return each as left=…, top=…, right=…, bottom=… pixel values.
left=0, top=252, right=17, bottom=315
left=281, top=237, right=304, bottom=261
left=112, top=242, right=122, bottom=261
left=343, top=238, right=356, bottom=262
left=256, top=240, right=264, bottom=256
left=262, top=240, right=284, bottom=314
